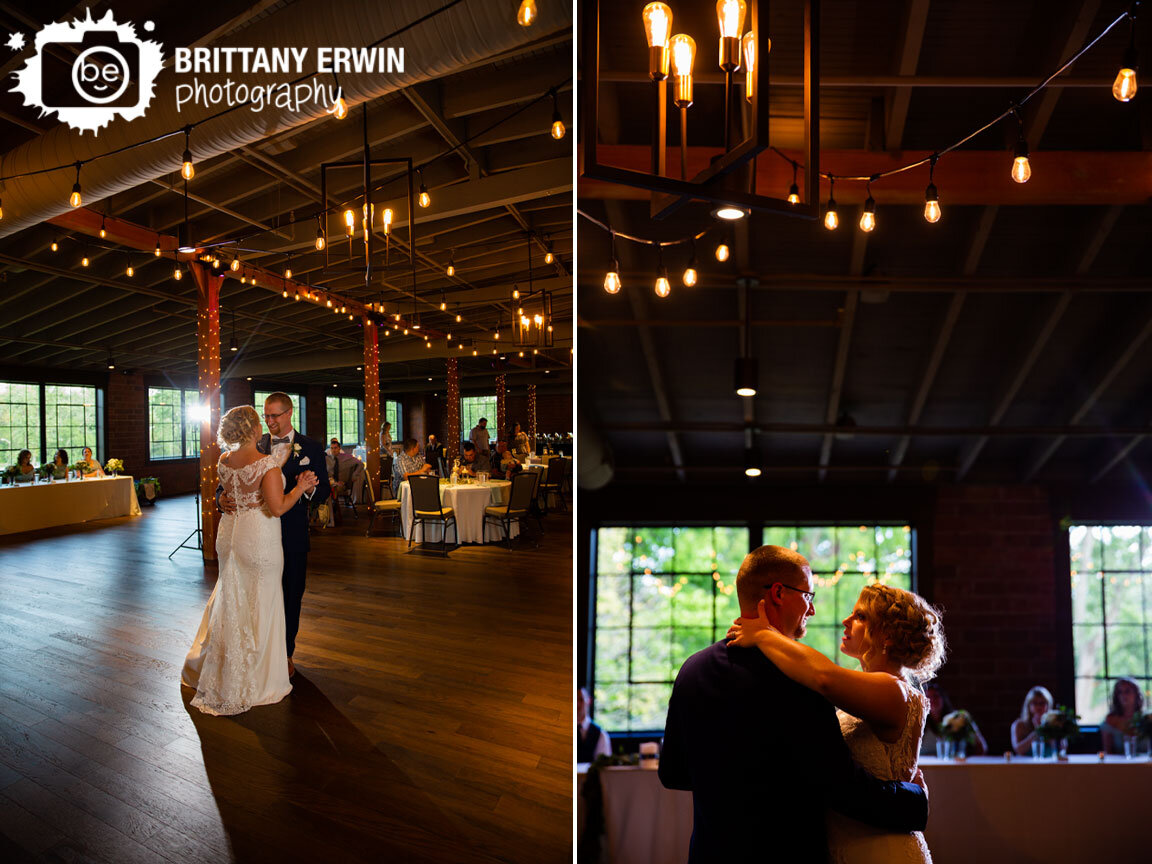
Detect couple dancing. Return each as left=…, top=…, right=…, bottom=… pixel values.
left=660, top=545, right=946, bottom=863
left=181, top=394, right=331, bottom=716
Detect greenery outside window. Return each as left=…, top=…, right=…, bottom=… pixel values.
left=0, top=381, right=43, bottom=465
left=148, top=387, right=201, bottom=460
left=1069, top=525, right=1152, bottom=723
left=326, top=396, right=363, bottom=446
left=461, top=395, right=496, bottom=444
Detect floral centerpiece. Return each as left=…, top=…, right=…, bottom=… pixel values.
left=2, top=464, right=18, bottom=484
left=1125, top=712, right=1152, bottom=741
left=69, top=461, right=90, bottom=478
left=941, top=710, right=977, bottom=743
left=105, top=458, right=124, bottom=476
left=36, top=462, right=55, bottom=481
left=1036, top=705, right=1080, bottom=742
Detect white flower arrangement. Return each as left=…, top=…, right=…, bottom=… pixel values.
left=104, top=458, right=124, bottom=473
left=941, top=709, right=976, bottom=743
left=292, top=442, right=303, bottom=459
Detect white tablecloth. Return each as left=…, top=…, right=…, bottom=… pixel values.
left=398, top=480, right=516, bottom=544
left=0, top=475, right=142, bottom=535
left=579, top=755, right=1151, bottom=864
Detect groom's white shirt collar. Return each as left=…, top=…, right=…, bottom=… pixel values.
left=273, top=428, right=296, bottom=444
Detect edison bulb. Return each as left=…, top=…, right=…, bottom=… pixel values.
left=382, top=208, right=394, bottom=229
left=446, top=263, right=455, bottom=276
left=316, top=231, right=326, bottom=251
left=419, top=189, right=431, bottom=208
left=230, top=258, right=240, bottom=271
left=51, top=242, right=58, bottom=252
left=654, top=274, right=671, bottom=298
left=1113, top=67, right=1137, bottom=102
left=824, top=208, right=839, bottom=230
left=787, top=184, right=800, bottom=205
left=343, top=209, right=355, bottom=232
left=643, top=3, right=673, bottom=48
left=683, top=266, right=698, bottom=287
left=717, top=0, right=747, bottom=39
left=551, top=118, right=565, bottom=139
left=69, top=186, right=82, bottom=208
left=333, top=96, right=348, bottom=120
left=715, top=242, right=730, bottom=262
left=859, top=210, right=876, bottom=233
left=181, top=150, right=194, bottom=180
left=174, top=267, right=182, bottom=280
left=604, top=269, right=621, bottom=294
left=1011, top=155, right=1031, bottom=184
left=517, top=0, right=537, bottom=26
left=99, top=226, right=106, bottom=238
left=742, top=31, right=756, bottom=101
left=81, top=256, right=89, bottom=267
left=154, top=243, right=162, bottom=257
left=513, top=289, right=520, bottom=299
left=285, top=267, right=292, bottom=279
left=126, top=265, right=134, bottom=277
left=924, top=199, right=941, bottom=223
left=545, top=251, right=554, bottom=264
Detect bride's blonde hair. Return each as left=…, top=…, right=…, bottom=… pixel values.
left=857, top=583, right=946, bottom=681
left=217, top=405, right=262, bottom=450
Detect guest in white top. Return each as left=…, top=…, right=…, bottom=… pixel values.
left=1010, top=685, right=1053, bottom=755
left=511, top=421, right=530, bottom=459
left=1100, top=677, right=1144, bottom=754
left=80, top=446, right=105, bottom=477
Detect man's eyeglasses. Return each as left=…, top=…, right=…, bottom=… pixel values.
left=262, top=409, right=290, bottom=421
left=770, top=582, right=816, bottom=603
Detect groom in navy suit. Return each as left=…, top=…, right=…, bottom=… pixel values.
left=219, top=392, right=330, bottom=677
left=659, top=545, right=927, bottom=862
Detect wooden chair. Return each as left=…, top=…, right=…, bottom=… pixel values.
left=537, top=456, right=566, bottom=514
left=408, top=474, right=457, bottom=552
left=484, top=472, right=538, bottom=548
left=364, top=474, right=402, bottom=537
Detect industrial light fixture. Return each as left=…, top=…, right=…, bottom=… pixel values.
left=69, top=162, right=82, bottom=207
left=98, top=215, right=107, bottom=238
left=517, top=0, right=537, bottom=27
left=715, top=238, right=730, bottom=261
left=642, top=2, right=673, bottom=80
left=155, top=237, right=162, bottom=257
left=1113, top=8, right=1139, bottom=102
left=418, top=169, right=430, bottom=208
left=859, top=182, right=877, bottom=232
left=713, top=205, right=746, bottom=221
left=181, top=126, right=195, bottom=180
left=744, top=449, right=762, bottom=477
left=231, top=257, right=240, bottom=271
left=742, top=30, right=758, bottom=101
left=787, top=160, right=800, bottom=204
left=446, top=253, right=455, bottom=277
left=654, top=246, right=671, bottom=298
left=1011, top=109, right=1031, bottom=184
left=174, top=265, right=182, bottom=281
left=682, top=241, right=698, bottom=287
left=51, top=240, right=58, bottom=252
left=550, top=88, right=565, bottom=139
left=107, top=349, right=115, bottom=370
left=824, top=177, right=839, bottom=230
left=734, top=357, right=757, bottom=397
left=924, top=155, right=941, bottom=223
left=670, top=32, right=696, bottom=178
left=315, top=216, right=326, bottom=250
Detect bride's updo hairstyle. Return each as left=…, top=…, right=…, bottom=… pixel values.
left=217, top=405, right=262, bottom=450
left=858, top=583, right=946, bottom=681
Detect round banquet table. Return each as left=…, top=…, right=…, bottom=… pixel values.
left=398, top=479, right=517, bottom=544
left=0, top=475, right=142, bottom=535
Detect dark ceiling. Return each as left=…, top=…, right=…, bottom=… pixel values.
left=0, top=0, right=573, bottom=394
left=578, top=0, right=1152, bottom=488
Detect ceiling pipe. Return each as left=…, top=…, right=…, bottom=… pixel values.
left=0, top=0, right=572, bottom=239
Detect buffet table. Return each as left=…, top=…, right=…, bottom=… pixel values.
left=578, top=756, right=1150, bottom=864
left=0, top=475, right=142, bottom=535
left=398, top=479, right=516, bottom=544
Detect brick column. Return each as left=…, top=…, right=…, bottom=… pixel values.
left=527, top=384, right=537, bottom=452
left=192, top=262, right=223, bottom=562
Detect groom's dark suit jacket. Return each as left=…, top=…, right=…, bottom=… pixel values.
left=659, top=639, right=927, bottom=864
left=256, top=432, right=331, bottom=549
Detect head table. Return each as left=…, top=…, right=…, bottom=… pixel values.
left=578, top=754, right=1150, bottom=864
left=398, top=479, right=516, bottom=544
left=0, top=475, right=142, bottom=535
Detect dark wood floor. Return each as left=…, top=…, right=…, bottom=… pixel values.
left=0, top=494, right=572, bottom=863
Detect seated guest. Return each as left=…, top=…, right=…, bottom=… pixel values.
left=921, top=682, right=988, bottom=756
left=392, top=438, right=431, bottom=494
left=326, top=441, right=363, bottom=496
left=459, top=441, right=490, bottom=476
left=14, top=449, right=35, bottom=482
left=425, top=434, right=446, bottom=465
left=577, top=686, right=611, bottom=762
left=380, top=421, right=392, bottom=454
left=80, top=446, right=105, bottom=477
left=52, top=449, right=69, bottom=479
left=511, top=421, right=530, bottom=459
left=1100, top=677, right=1145, bottom=754
left=492, top=442, right=521, bottom=479
left=1011, top=684, right=1054, bottom=755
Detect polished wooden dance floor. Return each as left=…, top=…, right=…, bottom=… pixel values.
left=0, top=496, right=572, bottom=863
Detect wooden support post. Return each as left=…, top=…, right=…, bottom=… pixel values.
left=496, top=374, right=507, bottom=448
left=527, top=384, right=537, bottom=453
left=191, top=261, right=223, bottom=562
left=446, top=358, right=460, bottom=458
left=363, top=320, right=380, bottom=490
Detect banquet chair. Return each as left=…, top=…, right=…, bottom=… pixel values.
left=483, top=471, right=538, bottom=549
left=364, top=474, right=402, bottom=537
left=437, top=456, right=449, bottom=477
left=408, top=474, right=457, bottom=552
left=537, top=456, right=566, bottom=514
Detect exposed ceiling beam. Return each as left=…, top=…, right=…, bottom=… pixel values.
left=602, top=421, right=1152, bottom=438
left=817, top=288, right=858, bottom=482
left=887, top=290, right=965, bottom=482
left=885, top=0, right=932, bottom=149
left=594, top=72, right=1117, bottom=88
left=1023, top=312, right=1152, bottom=481
left=1076, top=205, right=1124, bottom=275
left=955, top=290, right=1073, bottom=481
left=1089, top=433, right=1148, bottom=484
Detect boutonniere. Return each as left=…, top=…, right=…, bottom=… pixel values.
left=292, top=442, right=303, bottom=460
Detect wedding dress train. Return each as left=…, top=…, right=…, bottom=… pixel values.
left=826, top=678, right=933, bottom=863
left=182, top=446, right=292, bottom=715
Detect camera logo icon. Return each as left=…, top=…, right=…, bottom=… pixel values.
left=11, top=8, right=163, bottom=134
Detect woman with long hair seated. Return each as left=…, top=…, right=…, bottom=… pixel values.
left=920, top=682, right=988, bottom=756
left=1099, top=677, right=1144, bottom=754
left=729, top=582, right=945, bottom=863
left=79, top=446, right=105, bottom=477
left=51, top=449, right=69, bottom=479
left=14, top=449, right=35, bottom=482
left=1010, top=685, right=1054, bottom=756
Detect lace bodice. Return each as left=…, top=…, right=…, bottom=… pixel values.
left=218, top=444, right=288, bottom=513
left=836, top=678, right=927, bottom=782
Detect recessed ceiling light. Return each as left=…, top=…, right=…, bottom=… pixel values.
left=713, top=206, right=747, bottom=221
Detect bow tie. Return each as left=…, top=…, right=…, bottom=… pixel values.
left=271, top=437, right=290, bottom=445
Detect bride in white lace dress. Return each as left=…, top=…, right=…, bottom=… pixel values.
left=729, top=584, right=946, bottom=864
left=182, top=406, right=318, bottom=716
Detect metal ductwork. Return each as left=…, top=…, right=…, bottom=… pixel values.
left=0, top=0, right=572, bottom=239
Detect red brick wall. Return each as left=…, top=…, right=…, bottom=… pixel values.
left=106, top=372, right=200, bottom=495
left=930, top=485, right=1064, bottom=753
left=223, top=378, right=251, bottom=411
left=305, top=385, right=327, bottom=443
